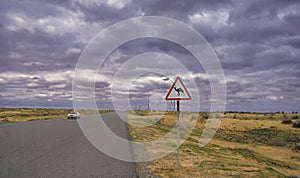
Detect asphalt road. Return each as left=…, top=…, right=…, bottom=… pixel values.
left=0, top=112, right=135, bottom=178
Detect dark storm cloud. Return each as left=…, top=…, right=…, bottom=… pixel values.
left=0, top=5, right=82, bottom=72
left=0, top=0, right=299, bottom=111
left=109, top=38, right=207, bottom=75
left=131, top=0, right=233, bottom=21
left=209, top=1, right=300, bottom=73
left=0, top=0, right=64, bottom=19
left=77, top=3, right=134, bottom=23
left=1, top=31, right=81, bottom=72
left=225, top=1, right=300, bottom=41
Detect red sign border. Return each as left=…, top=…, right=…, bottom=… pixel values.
left=165, top=76, right=192, bottom=100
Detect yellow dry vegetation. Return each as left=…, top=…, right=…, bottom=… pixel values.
left=127, top=110, right=300, bottom=177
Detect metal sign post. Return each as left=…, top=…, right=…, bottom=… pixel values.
left=165, top=76, right=192, bottom=171
left=176, top=100, right=180, bottom=170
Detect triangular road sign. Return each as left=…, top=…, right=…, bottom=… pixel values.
left=165, top=76, right=192, bottom=100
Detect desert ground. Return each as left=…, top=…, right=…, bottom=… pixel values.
left=127, top=111, right=300, bottom=178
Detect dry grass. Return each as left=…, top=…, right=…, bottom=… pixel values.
left=127, top=111, right=300, bottom=177
left=0, top=108, right=113, bottom=124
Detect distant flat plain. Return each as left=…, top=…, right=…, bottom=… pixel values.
left=0, top=108, right=299, bottom=177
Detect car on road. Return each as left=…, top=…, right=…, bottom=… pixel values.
left=68, top=112, right=80, bottom=119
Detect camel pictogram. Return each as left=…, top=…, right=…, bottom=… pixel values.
left=174, top=87, right=184, bottom=96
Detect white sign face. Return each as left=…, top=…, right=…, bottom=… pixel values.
left=165, top=76, right=191, bottom=100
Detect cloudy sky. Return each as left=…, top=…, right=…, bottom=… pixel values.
left=0, top=0, right=299, bottom=112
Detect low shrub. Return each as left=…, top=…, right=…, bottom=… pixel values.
left=291, top=115, right=299, bottom=120
left=292, top=122, right=300, bottom=128
left=294, top=144, right=300, bottom=151
left=281, top=119, right=292, bottom=124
